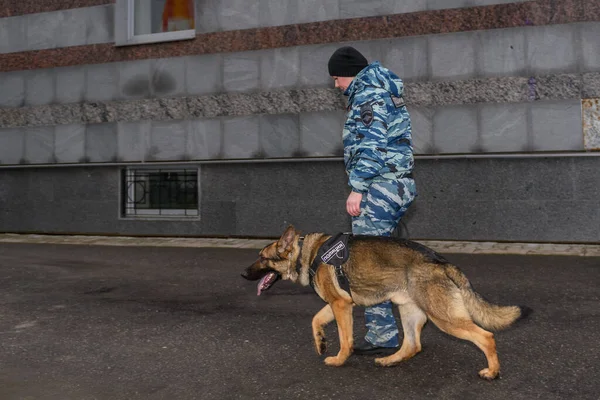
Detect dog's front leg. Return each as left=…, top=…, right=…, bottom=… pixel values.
left=312, top=305, right=334, bottom=355
left=324, top=300, right=354, bottom=367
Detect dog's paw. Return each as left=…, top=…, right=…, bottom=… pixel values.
left=478, top=368, right=499, bottom=380
left=374, top=356, right=399, bottom=367
left=318, top=338, right=327, bottom=355
left=324, top=356, right=346, bottom=367
left=314, top=336, right=327, bottom=355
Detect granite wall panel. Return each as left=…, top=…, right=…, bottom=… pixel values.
left=1, top=156, right=598, bottom=243
left=2, top=1, right=597, bottom=73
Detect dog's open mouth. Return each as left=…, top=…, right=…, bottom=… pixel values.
left=257, top=272, right=280, bottom=296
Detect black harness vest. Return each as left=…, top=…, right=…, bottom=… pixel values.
left=299, top=233, right=353, bottom=296
left=295, top=234, right=450, bottom=299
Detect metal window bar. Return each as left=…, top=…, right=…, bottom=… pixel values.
left=122, top=168, right=198, bottom=217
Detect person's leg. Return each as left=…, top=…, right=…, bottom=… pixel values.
left=364, top=301, right=399, bottom=347
left=352, top=178, right=416, bottom=350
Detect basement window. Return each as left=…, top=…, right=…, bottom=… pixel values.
left=115, top=0, right=196, bottom=46
left=122, top=168, right=199, bottom=217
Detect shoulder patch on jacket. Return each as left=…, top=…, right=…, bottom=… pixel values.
left=391, top=96, right=405, bottom=108
left=359, top=103, right=374, bottom=126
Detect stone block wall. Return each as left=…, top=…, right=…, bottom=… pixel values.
left=0, top=0, right=599, bottom=242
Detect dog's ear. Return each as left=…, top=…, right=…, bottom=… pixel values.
left=277, top=225, right=296, bottom=255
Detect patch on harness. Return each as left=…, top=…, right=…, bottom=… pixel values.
left=321, top=241, right=346, bottom=265
left=317, top=233, right=351, bottom=267
left=310, top=233, right=352, bottom=296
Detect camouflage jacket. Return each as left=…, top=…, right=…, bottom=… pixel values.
left=343, top=61, right=414, bottom=193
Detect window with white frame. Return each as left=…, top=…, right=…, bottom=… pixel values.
left=115, top=0, right=196, bottom=46
left=122, top=168, right=199, bottom=217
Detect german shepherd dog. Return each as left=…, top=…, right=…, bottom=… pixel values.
left=242, top=226, right=530, bottom=379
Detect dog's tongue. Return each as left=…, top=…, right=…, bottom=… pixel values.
left=257, top=272, right=276, bottom=296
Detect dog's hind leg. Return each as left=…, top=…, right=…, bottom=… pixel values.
left=312, top=305, right=334, bottom=355
left=428, top=316, right=500, bottom=380
left=324, top=300, right=354, bottom=367
left=375, top=302, right=427, bottom=367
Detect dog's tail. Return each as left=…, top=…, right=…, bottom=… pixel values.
left=444, top=265, right=530, bottom=331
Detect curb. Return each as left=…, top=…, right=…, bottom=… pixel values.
left=1, top=233, right=599, bottom=257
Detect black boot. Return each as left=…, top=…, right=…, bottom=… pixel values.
left=353, top=340, right=398, bottom=355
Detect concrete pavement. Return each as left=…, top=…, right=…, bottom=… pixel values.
left=0, top=241, right=598, bottom=400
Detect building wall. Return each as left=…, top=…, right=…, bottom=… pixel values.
left=0, top=0, right=599, bottom=242
left=0, top=0, right=535, bottom=53
left=1, top=156, right=598, bottom=242
left=2, top=21, right=600, bottom=163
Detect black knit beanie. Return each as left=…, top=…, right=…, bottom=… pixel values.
left=328, top=46, right=369, bottom=77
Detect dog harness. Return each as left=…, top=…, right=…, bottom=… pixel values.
left=304, top=233, right=353, bottom=296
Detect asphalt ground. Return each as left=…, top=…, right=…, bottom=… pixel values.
left=0, top=243, right=598, bottom=400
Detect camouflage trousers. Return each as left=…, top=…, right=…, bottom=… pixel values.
left=352, top=177, right=416, bottom=347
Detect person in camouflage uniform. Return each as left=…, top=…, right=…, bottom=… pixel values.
left=328, top=46, right=417, bottom=355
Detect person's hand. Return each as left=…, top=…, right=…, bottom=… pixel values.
left=346, top=191, right=363, bottom=217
